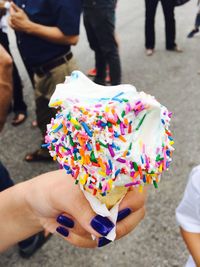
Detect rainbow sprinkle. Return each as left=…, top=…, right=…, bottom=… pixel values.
left=45, top=86, right=174, bottom=197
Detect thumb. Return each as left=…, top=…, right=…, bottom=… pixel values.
left=53, top=170, right=115, bottom=238
left=69, top=190, right=115, bottom=238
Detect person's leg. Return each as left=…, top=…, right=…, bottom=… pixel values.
left=0, top=30, right=27, bottom=124
left=25, top=58, right=77, bottom=161
left=187, top=12, right=200, bottom=38
left=145, top=0, right=159, bottom=49
left=0, top=162, right=14, bottom=191
left=35, top=59, right=78, bottom=137
left=103, top=8, right=121, bottom=85
left=161, top=0, right=176, bottom=50
left=12, top=62, right=27, bottom=122
left=91, top=7, right=121, bottom=85
left=83, top=10, right=107, bottom=85
left=195, top=12, right=200, bottom=29
left=0, top=45, right=12, bottom=132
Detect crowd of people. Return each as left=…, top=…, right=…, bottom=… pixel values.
left=0, top=0, right=200, bottom=266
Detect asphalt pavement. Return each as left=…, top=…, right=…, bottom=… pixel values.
left=0, top=1, right=200, bottom=266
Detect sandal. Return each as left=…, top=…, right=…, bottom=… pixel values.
left=25, top=148, right=52, bottom=162
left=18, top=231, right=52, bottom=259
left=12, top=112, right=27, bottom=126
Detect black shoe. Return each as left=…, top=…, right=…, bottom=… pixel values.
left=187, top=28, right=199, bottom=38
left=18, top=231, right=52, bottom=259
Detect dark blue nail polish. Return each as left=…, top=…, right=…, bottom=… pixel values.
left=57, top=215, right=74, bottom=228
left=91, top=215, right=114, bottom=236
left=98, top=237, right=112, bottom=247
left=117, top=208, right=131, bottom=222
left=56, top=226, right=69, bottom=237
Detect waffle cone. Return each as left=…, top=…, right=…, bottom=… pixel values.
left=85, top=186, right=128, bottom=210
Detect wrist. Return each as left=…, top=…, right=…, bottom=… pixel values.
left=0, top=181, right=43, bottom=251
left=25, top=20, right=36, bottom=34
left=17, top=181, right=43, bottom=233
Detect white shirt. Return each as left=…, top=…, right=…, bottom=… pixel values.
left=0, top=2, right=10, bottom=33
left=0, top=13, right=9, bottom=33
left=176, top=165, right=200, bottom=267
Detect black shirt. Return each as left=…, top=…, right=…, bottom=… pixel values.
left=14, top=0, right=82, bottom=67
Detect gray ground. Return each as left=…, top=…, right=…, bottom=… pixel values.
left=0, top=1, right=200, bottom=266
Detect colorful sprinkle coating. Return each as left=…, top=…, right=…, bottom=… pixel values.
left=45, top=72, right=174, bottom=196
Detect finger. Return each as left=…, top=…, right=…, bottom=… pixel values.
left=70, top=194, right=115, bottom=238
left=8, top=19, right=15, bottom=29
left=116, top=207, right=146, bottom=240
left=119, top=186, right=147, bottom=212
left=56, top=227, right=97, bottom=248
left=97, top=207, right=146, bottom=248
left=42, top=216, right=92, bottom=241
left=56, top=213, right=91, bottom=238
left=9, top=6, right=15, bottom=15
left=52, top=170, right=115, bottom=238
left=10, top=2, right=20, bottom=12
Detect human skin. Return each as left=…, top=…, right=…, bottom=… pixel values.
left=0, top=169, right=146, bottom=252
left=0, top=45, right=12, bottom=132
left=8, top=2, right=79, bottom=45
left=180, top=228, right=200, bottom=267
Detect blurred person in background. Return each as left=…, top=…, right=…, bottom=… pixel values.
left=187, top=0, right=200, bottom=38
left=83, top=0, right=121, bottom=86
left=144, top=0, right=182, bottom=56
left=8, top=0, right=82, bottom=162
left=86, top=0, right=119, bottom=85
left=0, top=0, right=27, bottom=126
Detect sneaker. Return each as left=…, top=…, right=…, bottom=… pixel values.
left=87, top=66, right=110, bottom=77
left=187, top=29, right=199, bottom=38
left=87, top=68, right=97, bottom=77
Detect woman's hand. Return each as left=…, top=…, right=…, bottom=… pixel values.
left=0, top=169, right=146, bottom=251
left=24, top=170, right=146, bottom=248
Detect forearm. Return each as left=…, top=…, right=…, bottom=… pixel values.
left=26, top=21, right=79, bottom=45
left=0, top=47, right=12, bottom=131
left=0, top=182, right=42, bottom=252
left=180, top=228, right=200, bottom=266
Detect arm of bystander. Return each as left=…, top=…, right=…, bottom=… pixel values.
left=8, top=2, right=79, bottom=45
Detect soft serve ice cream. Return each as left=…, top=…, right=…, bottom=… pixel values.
left=45, top=71, right=174, bottom=240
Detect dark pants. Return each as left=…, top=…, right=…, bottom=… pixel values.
left=195, top=13, right=200, bottom=28
left=83, top=7, right=121, bottom=85
left=145, top=0, right=176, bottom=50
left=0, top=30, right=27, bottom=114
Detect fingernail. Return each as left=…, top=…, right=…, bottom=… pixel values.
left=57, top=215, right=74, bottom=228
left=56, top=226, right=69, bottom=237
left=90, top=215, right=114, bottom=236
left=117, top=208, right=131, bottom=222
left=98, top=237, right=112, bottom=247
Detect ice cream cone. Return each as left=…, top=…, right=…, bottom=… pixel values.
left=85, top=186, right=128, bottom=210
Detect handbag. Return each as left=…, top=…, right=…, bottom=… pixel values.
left=174, top=0, right=191, bottom=6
